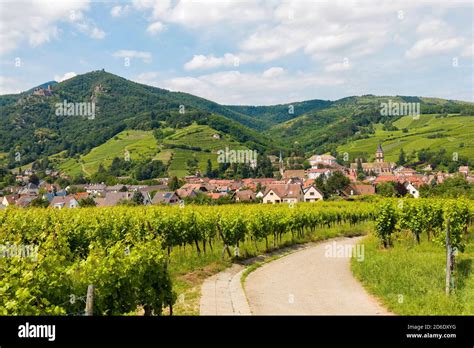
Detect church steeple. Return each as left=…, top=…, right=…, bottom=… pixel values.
left=375, top=144, right=384, bottom=163
left=279, top=151, right=284, bottom=176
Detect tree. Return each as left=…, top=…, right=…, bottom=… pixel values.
left=205, top=159, right=213, bottom=178
left=325, top=171, right=350, bottom=195
left=376, top=182, right=397, bottom=197
left=119, top=185, right=128, bottom=192
left=30, top=197, right=50, bottom=208
left=397, top=148, right=406, bottom=166
left=132, top=191, right=145, bottom=205
left=29, top=174, right=40, bottom=186
left=168, top=176, right=180, bottom=190
left=357, top=172, right=366, bottom=181
left=78, top=197, right=97, bottom=207
left=356, top=158, right=363, bottom=175
left=187, top=157, right=199, bottom=176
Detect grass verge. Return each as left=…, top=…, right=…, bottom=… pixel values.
left=351, top=230, right=474, bottom=315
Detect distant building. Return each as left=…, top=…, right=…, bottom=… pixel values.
left=33, top=85, right=53, bottom=96
left=234, top=190, right=256, bottom=202
left=350, top=144, right=396, bottom=174
left=282, top=170, right=306, bottom=181
left=16, top=195, right=36, bottom=208
left=50, top=196, right=79, bottom=209
left=307, top=168, right=332, bottom=179
left=307, top=154, right=337, bottom=168
left=176, top=188, right=198, bottom=199
left=85, top=184, right=107, bottom=195
left=262, top=184, right=303, bottom=204
left=303, top=186, right=324, bottom=202
left=342, top=184, right=376, bottom=196
left=404, top=182, right=420, bottom=198
left=152, top=192, right=180, bottom=205
left=18, top=183, right=39, bottom=196
left=2, top=194, right=19, bottom=206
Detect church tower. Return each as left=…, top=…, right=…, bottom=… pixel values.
left=375, top=144, right=384, bottom=163
left=279, top=151, right=284, bottom=176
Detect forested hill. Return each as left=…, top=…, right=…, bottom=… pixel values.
left=0, top=70, right=270, bottom=169
left=0, top=69, right=473, bottom=173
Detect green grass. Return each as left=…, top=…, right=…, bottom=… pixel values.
left=163, top=124, right=246, bottom=152
left=58, top=130, right=158, bottom=176
left=166, top=221, right=371, bottom=315
left=163, top=124, right=250, bottom=177
left=167, top=149, right=217, bottom=178
left=56, top=124, right=250, bottom=178
left=352, top=232, right=474, bottom=315
left=337, top=114, right=474, bottom=162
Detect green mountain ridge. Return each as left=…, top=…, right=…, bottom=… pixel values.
left=1, top=70, right=473, bottom=177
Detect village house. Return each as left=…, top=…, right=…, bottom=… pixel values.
left=180, top=183, right=209, bottom=192
left=50, top=195, right=79, bottom=209
left=373, top=174, right=399, bottom=185
left=303, top=186, right=324, bottom=202
left=262, top=184, right=304, bottom=204
left=394, top=166, right=417, bottom=176
left=74, top=192, right=90, bottom=201
left=18, top=183, right=39, bottom=196
left=307, top=154, right=337, bottom=168
left=307, top=168, right=333, bottom=179
left=342, top=184, right=376, bottom=196
left=152, top=192, right=180, bottom=205
left=176, top=188, right=198, bottom=199
left=85, top=184, right=107, bottom=195
left=404, top=182, right=420, bottom=198
left=95, top=192, right=134, bottom=207
left=207, top=192, right=228, bottom=200
left=233, top=190, right=256, bottom=202
left=16, top=195, right=36, bottom=208
left=2, top=194, right=19, bottom=206
left=282, top=170, right=306, bottom=181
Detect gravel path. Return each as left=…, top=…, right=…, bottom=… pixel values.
left=244, top=236, right=390, bottom=315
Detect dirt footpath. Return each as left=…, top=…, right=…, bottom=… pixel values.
left=244, top=236, right=391, bottom=315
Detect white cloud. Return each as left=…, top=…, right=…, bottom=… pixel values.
left=90, top=27, right=106, bottom=39
left=54, top=72, right=77, bottom=82
left=132, top=0, right=269, bottom=28
left=324, top=61, right=351, bottom=72
left=111, top=5, right=130, bottom=17
left=461, top=44, right=473, bottom=58
left=0, top=76, right=26, bottom=95
left=113, top=50, right=152, bottom=63
left=130, top=0, right=472, bottom=71
left=134, top=71, right=160, bottom=84
left=146, top=22, right=165, bottom=35
left=416, top=19, right=451, bottom=36
left=157, top=69, right=344, bottom=105
left=262, top=67, right=284, bottom=78
left=405, top=37, right=465, bottom=59
left=0, top=0, right=107, bottom=54
left=184, top=53, right=241, bottom=71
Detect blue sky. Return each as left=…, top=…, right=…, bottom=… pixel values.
left=0, top=0, right=472, bottom=105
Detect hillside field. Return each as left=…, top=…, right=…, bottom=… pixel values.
left=337, top=114, right=474, bottom=162
left=56, top=124, right=251, bottom=177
